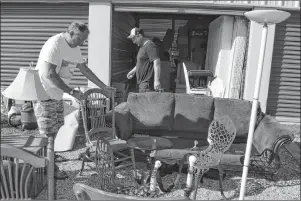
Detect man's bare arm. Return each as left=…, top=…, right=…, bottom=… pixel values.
left=127, top=66, right=136, bottom=79
left=153, top=58, right=161, bottom=83
left=43, top=62, right=72, bottom=93
left=130, top=66, right=137, bottom=74
left=77, top=63, right=107, bottom=89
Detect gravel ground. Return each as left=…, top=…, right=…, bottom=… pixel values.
left=1, top=118, right=300, bottom=200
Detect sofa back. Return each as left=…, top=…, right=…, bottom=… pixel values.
left=213, top=98, right=254, bottom=142
left=173, top=94, right=214, bottom=139
left=126, top=92, right=214, bottom=139
left=126, top=92, right=258, bottom=142
left=127, top=92, right=175, bottom=133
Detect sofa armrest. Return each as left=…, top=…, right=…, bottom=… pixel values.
left=253, top=115, right=294, bottom=154
left=115, top=102, right=133, bottom=140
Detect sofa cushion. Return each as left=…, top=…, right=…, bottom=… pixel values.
left=214, top=98, right=253, bottom=137
left=127, top=92, right=175, bottom=131
left=173, top=94, right=214, bottom=133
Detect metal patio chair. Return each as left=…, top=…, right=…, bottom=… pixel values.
left=185, top=116, right=236, bottom=200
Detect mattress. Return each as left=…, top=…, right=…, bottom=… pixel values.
left=227, top=16, right=248, bottom=99
left=205, top=16, right=248, bottom=98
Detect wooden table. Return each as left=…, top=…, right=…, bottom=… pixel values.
left=1, top=133, right=48, bottom=154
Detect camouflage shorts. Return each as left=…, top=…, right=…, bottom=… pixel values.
left=33, top=99, right=64, bottom=137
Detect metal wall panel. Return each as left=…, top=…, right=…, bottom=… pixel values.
left=267, top=11, right=300, bottom=124
left=111, top=12, right=137, bottom=83
left=139, top=19, right=172, bottom=40
left=0, top=2, right=89, bottom=87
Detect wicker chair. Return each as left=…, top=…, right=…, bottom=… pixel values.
left=80, top=88, right=136, bottom=182
left=0, top=144, right=49, bottom=200
left=185, top=116, right=236, bottom=200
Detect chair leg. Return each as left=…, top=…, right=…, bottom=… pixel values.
left=79, top=157, right=85, bottom=176
left=80, top=148, right=93, bottom=176
left=192, top=169, right=201, bottom=200
left=156, top=170, right=168, bottom=192
left=218, top=165, right=227, bottom=200
left=80, top=157, right=86, bottom=176
left=167, top=158, right=184, bottom=192
left=130, top=148, right=137, bottom=178
left=184, top=154, right=195, bottom=198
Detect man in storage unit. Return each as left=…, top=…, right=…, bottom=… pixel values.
left=126, top=27, right=162, bottom=92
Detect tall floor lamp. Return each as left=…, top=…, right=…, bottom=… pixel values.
left=239, top=10, right=291, bottom=200
left=2, top=67, right=55, bottom=200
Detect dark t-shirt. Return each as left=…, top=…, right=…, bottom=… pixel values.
left=136, top=40, right=159, bottom=85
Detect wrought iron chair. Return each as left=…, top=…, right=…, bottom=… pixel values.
left=80, top=88, right=136, bottom=179
left=0, top=144, right=49, bottom=200
left=185, top=116, right=236, bottom=200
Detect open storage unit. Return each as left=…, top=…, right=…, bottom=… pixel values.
left=111, top=4, right=251, bottom=97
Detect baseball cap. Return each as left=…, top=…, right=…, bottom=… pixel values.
left=127, top=27, right=143, bottom=39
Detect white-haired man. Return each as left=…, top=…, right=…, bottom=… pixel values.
left=34, top=21, right=113, bottom=179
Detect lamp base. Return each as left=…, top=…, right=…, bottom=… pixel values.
left=21, top=111, right=38, bottom=130
left=21, top=102, right=38, bottom=130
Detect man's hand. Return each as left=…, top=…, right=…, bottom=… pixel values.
left=154, top=80, right=161, bottom=91
left=127, top=67, right=136, bottom=79
left=127, top=71, right=135, bottom=79
left=72, top=90, right=84, bottom=101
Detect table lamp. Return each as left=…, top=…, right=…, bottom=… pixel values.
left=239, top=10, right=290, bottom=200
left=2, top=67, right=49, bottom=101
left=2, top=67, right=55, bottom=200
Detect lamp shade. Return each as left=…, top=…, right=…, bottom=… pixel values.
left=244, top=10, right=291, bottom=25
left=2, top=68, right=50, bottom=101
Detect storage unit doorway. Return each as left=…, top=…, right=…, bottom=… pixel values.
left=111, top=4, right=251, bottom=99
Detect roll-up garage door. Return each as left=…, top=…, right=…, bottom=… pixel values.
left=139, top=18, right=172, bottom=40
left=111, top=12, right=137, bottom=83
left=1, top=2, right=89, bottom=87
left=267, top=11, right=300, bottom=124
